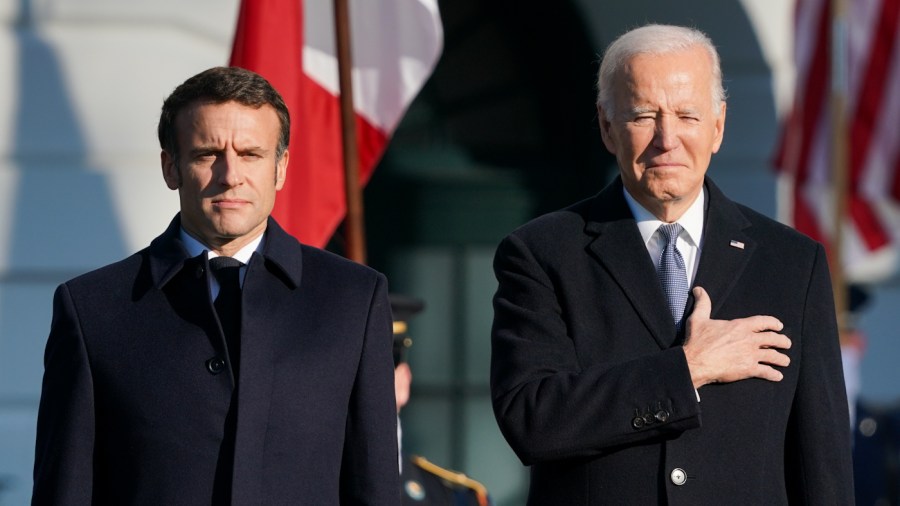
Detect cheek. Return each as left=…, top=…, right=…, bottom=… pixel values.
left=186, top=169, right=215, bottom=190
left=621, top=130, right=652, bottom=154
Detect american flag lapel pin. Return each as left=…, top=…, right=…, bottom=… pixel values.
left=729, top=240, right=745, bottom=250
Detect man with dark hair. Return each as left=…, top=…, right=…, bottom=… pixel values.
left=490, top=25, right=854, bottom=504
left=33, top=66, right=399, bottom=505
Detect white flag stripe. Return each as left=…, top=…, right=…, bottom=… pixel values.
left=302, top=0, right=443, bottom=132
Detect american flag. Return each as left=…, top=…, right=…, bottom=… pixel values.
left=773, top=0, right=900, bottom=283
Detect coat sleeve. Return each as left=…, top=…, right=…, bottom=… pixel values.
left=490, top=233, right=701, bottom=465
left=339, top=273, right=400, bottom=505
left=32, top=283, right=95, bottom=505
left=785, top=244, right=855, bottom=504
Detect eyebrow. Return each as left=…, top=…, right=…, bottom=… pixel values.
left=627, top=106, right=702, bottom=116
left=189, top=146, right=221, bottom=156
left=629, top=106, right=656, bottom=115
left=189, top=144, right=267, bottom=155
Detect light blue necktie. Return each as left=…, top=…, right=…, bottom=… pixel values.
left=657, top=223, right=689, bottom=329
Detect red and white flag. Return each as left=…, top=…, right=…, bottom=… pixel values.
left=774, top=0, right=900, bottom=283
left=230, top=0, right=443, bottom=247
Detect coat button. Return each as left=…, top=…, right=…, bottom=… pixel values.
left=632, top=416, right=645, bottom=429
left=206, top=357, right=226, bottom=374
left=670, top=468, right=687, bottom=486
left=196, top=265, right=205, bottom=278
left=642, top=413, right=656, bottom=425
left=655, top=410, right=670, bottom=422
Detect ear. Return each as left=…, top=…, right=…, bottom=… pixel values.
left=161, top=150, right=180, bottom=190
left=711, top=102, right=727, bottom=154
left=597, top=106, right=618, bottom=155
left=275, top=149, right=289, bottom=190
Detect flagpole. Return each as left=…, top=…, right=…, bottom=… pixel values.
left=830, top=0, right=849, bottom=333
left=333, top=0, right=367, bottom=264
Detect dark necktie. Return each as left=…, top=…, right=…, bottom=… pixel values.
left=209, top=256, right=243, bottom=376
left=657, top=223, right=689, bottom=330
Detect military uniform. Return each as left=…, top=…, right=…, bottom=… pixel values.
left=401, top=454, right=490, bottom=506
left=853, top=400, right=900, bottom=505
left=391, top=295, right=491, bottom=506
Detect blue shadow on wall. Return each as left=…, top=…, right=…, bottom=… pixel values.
left=0, top=1, right=126, bottom=503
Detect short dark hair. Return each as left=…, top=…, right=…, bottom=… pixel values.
left=157, top=66, right=291, bottom=160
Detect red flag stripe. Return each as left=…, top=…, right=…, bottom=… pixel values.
left=850, top=196, right=891, bottom=250
left=774, top=0, right=830, bottom=189
left=850, top=0, right=900, bottom=182
left=847, top=0, right=900, bottom=251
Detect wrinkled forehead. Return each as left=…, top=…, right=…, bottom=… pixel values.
left=615, top=49, right=715, bottom=103
left=173, top=100, right=282, bottom=150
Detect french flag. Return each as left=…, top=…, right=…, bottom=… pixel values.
left=230, top=0, right=443, bottom=247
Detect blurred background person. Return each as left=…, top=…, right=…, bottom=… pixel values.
left=392, top=294, right=491, bottom=506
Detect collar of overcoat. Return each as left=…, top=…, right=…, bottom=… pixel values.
left=584, top=176, right=756, bottom=349
left=147, top=214, right=304, bottom=291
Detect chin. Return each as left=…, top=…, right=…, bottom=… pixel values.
left=207, top=219, right=244, bottom=238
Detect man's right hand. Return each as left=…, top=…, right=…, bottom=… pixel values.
left=683, top=286, right=791, bottom=389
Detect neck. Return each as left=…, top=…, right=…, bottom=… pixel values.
left=184, top=229, right=265, bottom=258
left=651, top=202, right=691, bottom=223
left=634, top=189, right=702, bottom=224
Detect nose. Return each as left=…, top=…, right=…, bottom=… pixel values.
left=216, top=153, right=243, bottom=187
left=653, top=115, right=679, bottom=151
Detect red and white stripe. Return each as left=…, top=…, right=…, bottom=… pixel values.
left=230, top=0, right=442, bottom=247
left=774, top=0, right=900, bottom=283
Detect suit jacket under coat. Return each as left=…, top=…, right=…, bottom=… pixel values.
left=491, top=177, right=854, bottom=505
left=33, top=215, right=399, bottom=505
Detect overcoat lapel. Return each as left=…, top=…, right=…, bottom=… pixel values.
left=585, top=179, right=676, bottom=348
left=148, top=216, right=231, bottom=379
left=583, top=178, right=756, bottom=348
left=230, top=219, right=304, bottom=503
left=690, top=180, right=755, bottom=318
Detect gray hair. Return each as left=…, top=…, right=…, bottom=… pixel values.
left=596, top=24, right=726, bottom=120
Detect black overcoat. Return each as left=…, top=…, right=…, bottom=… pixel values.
left=491, top=177, right=854, bottom=505
left=33, top=216, right=398, bottom=505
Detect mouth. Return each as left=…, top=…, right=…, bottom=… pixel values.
left=212, top=198, right=250, bottom=209
left=646, top=162, right=684, bottom=170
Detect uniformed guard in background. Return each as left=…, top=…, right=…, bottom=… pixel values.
left=842, top=285, right=900, bottom=506
left=391, top=294, right=491, bottom=506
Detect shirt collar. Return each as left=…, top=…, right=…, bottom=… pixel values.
left=179, top=228, right=265, bottom=264
left=623, top=186, right=706, bottom=248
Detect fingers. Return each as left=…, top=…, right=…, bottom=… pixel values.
left=746, top=314, right=785, bottom=333
left=689, top=287, right=784, bottom=334
left=684, top=287, right=793, bottom=386
left=690, top=286, right=711, bottom=320
left=758, top=347, right=791, bottom=368
left=754, top=363, right=785, bottom=382
left=755, top=330, right=792, bottom=350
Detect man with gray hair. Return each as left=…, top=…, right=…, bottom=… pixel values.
left=490, top=24, right=853, bottom=504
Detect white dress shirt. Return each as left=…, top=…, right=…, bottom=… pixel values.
left=179, top=228, right=265, bottom=299
left=622, top=187, right=706, bottom=286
